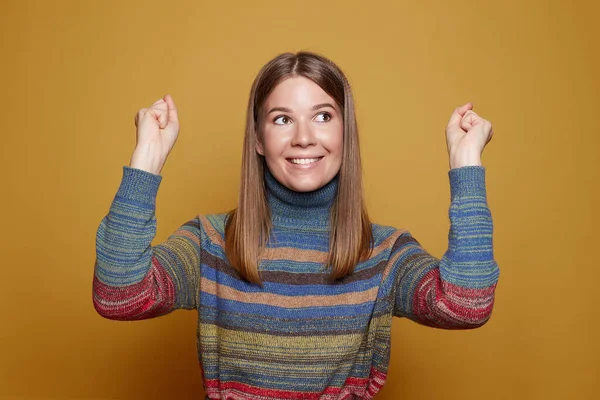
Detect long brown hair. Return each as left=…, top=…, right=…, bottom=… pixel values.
left=225, top=51, right=372, bottom=285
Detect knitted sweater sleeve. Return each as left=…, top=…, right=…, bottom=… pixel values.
left=92, top=166, right=201, bottom=320
left=392, top=166, right=499, bottom=328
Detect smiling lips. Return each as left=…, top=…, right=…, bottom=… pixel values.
left=287, top=157, right=324, bottom=165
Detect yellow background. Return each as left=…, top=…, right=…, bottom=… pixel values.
left=1, top=0, right=598, bottom=398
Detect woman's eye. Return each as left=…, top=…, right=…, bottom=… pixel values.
left=274, top=116, right=291, bottom=125
left=315, top=112, right=332, bottom=122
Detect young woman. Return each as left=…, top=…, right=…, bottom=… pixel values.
left=93, top=51, right=499, bottom=399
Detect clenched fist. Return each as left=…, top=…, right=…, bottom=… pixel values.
left=129, top=94, right=180, bottom=175
left=445, top=103, right=494, bottom=170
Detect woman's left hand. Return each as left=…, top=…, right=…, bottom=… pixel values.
left=445, top=103, right=494, bottom=169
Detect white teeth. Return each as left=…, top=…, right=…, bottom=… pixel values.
left=289, top=157, right=321, bottom=165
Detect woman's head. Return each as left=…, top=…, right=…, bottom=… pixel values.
left=250, top=51, right=361, bottom=192
left=256, top=76, right=343, bottom=192
left=226, top=51, right=372, bottom=284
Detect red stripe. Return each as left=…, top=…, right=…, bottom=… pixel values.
left=412, top=269, right=496, bottom=327
left=93, top=257, right=176, bottom=320
left=204, top=367, right=387, bottom=399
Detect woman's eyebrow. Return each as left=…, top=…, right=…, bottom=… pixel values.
left=312, top=103, right=336, bottom=110
left=267, top=106, right=292, bottom=115
left=267, top=103, right=336, bottom=115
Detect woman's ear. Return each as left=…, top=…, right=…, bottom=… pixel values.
left=255, top=137, right=264, bottom=156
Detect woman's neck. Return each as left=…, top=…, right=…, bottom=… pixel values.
left=264, top=167, right=338, bottom=231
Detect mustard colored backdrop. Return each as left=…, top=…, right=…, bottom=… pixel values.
left=1, top=0, right=598, bottom=399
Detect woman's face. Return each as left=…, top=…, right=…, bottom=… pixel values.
left=256, top=76, right=343, bottom=192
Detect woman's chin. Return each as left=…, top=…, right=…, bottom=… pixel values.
left=287, top=180, right=324, bottom=192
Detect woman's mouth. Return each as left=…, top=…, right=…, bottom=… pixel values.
left=287, top=157, right=323, bottom=165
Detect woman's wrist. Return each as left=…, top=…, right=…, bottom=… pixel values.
left=129, top=145, right=165, bottom=176
left=449, top=151, right=483, bottom=170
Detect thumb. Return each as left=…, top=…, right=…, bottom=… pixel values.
left=447, top=102, right=473, bottom=129
left=158, top=109, right=168, bottom=128
left=164, top=94, right=179, bottom=125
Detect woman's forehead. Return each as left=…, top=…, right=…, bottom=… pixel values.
left=264, top=77, right=337, bottom=111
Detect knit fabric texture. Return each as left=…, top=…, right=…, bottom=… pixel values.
left=93, top=165, right=499, bottom=399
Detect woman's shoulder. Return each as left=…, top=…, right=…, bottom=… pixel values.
left=370, top=222, right=412, bottom=248
left=188, top=212, right=229, bottom=240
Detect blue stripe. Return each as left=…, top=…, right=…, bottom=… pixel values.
left=200, top=292, right=375, bottom=319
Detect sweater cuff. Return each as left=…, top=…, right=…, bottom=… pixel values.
left=449, top=166, right=486, bottom=199
left=115, top=166, right=163, bottom=207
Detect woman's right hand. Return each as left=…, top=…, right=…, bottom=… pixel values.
left=129, top=94, right=180, bottom=175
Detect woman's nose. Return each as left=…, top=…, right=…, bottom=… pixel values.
left=291, top=120, right=317, bottom=147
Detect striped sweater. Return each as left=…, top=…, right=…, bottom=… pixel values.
left=93, top=165, right=499, bottom=399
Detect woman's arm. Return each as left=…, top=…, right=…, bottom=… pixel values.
left=92, top=166, right=201, bottom=320
left=393, top=166, right=499, bottom=329
left=393, top=104, right=498, bottom=328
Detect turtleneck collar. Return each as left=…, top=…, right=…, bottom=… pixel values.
left=264, top=167, right=338, bottom=230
